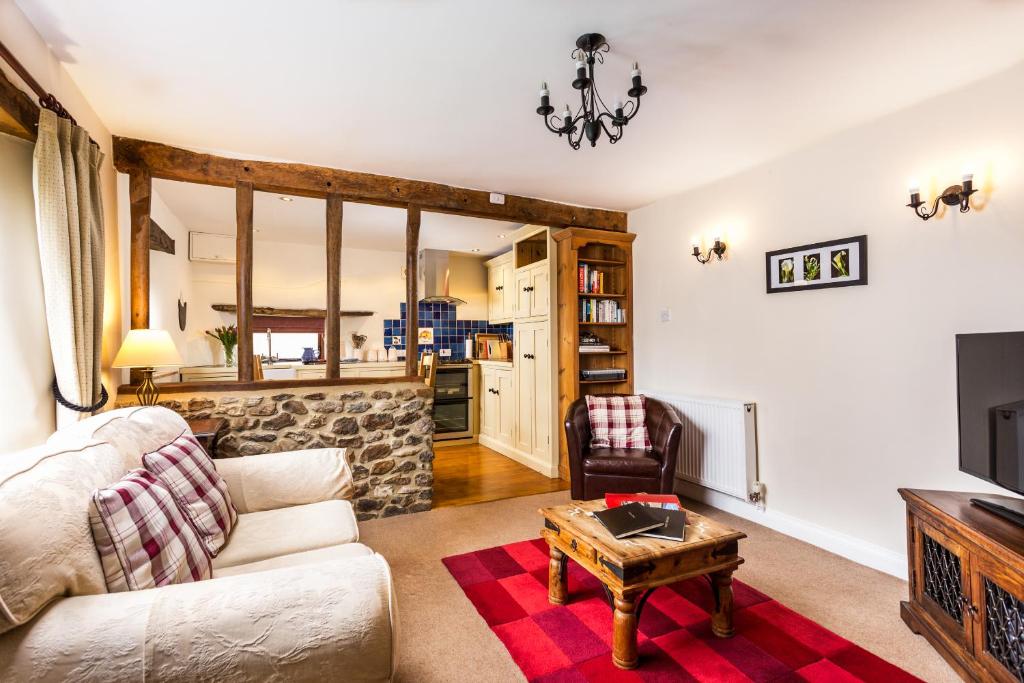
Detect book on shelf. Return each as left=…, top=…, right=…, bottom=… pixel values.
left=579, top=346, right=611, bottom=353
left=592, top=502, right=665, bottom=539
left=577, top=264, right=606, bottom=294
left=578, top=298, right=625, bottom=323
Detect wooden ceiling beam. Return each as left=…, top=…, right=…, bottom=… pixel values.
left=0, top=64, right=39, bottom=142
left=112, top=136, right=627, bottom=231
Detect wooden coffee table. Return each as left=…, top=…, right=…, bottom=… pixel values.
left=540, top=499, right=746, bottom=670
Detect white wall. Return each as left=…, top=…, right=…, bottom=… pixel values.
left=631, top=61, right=1024, bottom=569
left=0, top=132, right=54, bottom=447
left=0, top=0, right=120, bottom=446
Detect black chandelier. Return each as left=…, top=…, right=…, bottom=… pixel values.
left=535, top=33, right=647, bottom=149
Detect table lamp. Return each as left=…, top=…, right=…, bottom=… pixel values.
left=113, top=329, right=184, bottom=405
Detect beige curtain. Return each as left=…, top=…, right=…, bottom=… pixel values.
left=32, top=109, right=106, bottom=428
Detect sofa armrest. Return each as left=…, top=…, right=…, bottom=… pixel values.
left=0, top=555, right=397, bottom=682
left=215, top=447, right=353, bottom=513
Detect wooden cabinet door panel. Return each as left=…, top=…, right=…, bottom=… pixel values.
left=500, top=261, right=515, bottom=320
left=914, top=519, right=974, bottom=652
left=515, top=269, right=532, bottom=318
left=497, top=369, right=514, bottom=445
left=531, top=323, right=550, bottom=459
left=514, top=326, right=534, bottom=453
left=972, top=553, right=1024, bottom=682
left=480, top=367, right=496, bottom=437
left=530, top=265, right=550, bottom=318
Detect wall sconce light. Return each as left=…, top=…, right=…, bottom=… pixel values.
left=692, top=237, right=727, bottom=264
left=907, top=174, right=977, bottom=221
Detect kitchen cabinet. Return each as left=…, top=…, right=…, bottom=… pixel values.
left=514, top=261, right=549, bottom=320
left=486, top=252, right=514, bottom=324
left=514, top=321, right=550, bottom=459
left=479, top=362, right=513, bottom=448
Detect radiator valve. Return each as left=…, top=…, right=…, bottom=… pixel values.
left=749, top=481, right=766, bottom=509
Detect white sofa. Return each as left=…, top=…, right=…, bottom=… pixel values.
left=0, top=406, right=397, bottom=682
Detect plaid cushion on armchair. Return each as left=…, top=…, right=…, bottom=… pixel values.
left=89, top=469, right=212, bottom=592
left=585, top=394, right=652, bottom=450
left=143, top=434, right=237, bottom=557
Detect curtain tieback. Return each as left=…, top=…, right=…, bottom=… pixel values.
left=51, top=378, right=108, bottom=414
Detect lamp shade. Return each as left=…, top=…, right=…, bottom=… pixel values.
left=113, top=329, right=184, bottom=368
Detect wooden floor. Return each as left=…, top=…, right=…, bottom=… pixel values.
left=432, top=443, right=569, bottom=508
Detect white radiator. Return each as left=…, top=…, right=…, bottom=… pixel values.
left=642, top=391, right=758, bottom=503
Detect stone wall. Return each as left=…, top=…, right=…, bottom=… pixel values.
left=117, top=381, right=433, bottom=520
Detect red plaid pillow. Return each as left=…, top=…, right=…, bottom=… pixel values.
left=585, top=394, right=652, bottom=450
left=143, top=434, right=237, bottom=557
left=89, top=469, right=212, bottom=592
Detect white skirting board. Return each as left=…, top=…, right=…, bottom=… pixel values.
left=478, top=434, right=560, bottom=478
left=675, top=480, right=908, bottom=579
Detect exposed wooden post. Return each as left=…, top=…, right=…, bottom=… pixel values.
left=128, top=170, right=153, bottom=385
left=325, top=195, right=343, bottom=378
left=236, top=181, right=254, bottom=382
left=405, top=206, right=421, bottom=377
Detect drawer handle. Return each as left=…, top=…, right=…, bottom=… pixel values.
left=570, top=539, right=578, bottom=552
left=523, top=286, right=534, bottom=292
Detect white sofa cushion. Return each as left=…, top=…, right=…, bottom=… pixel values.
left=0, top=440, right=123, bottom=634
left=214, top=448, right=353, bottom=513
left=0, top=555, right=398, bottom=682
left=214, top=542, right=374, bottom=578
left=212, top=499, right=360, bottom=570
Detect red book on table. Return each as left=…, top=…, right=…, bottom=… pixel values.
left=604, top=493, right=682, bottom=510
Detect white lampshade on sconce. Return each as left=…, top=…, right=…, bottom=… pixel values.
left=113, top=329, right=183, bottom=405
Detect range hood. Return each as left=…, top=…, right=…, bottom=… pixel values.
left=418, top=249, right=468, bottom=306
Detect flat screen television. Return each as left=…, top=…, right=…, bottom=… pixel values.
left=957, top=331, right=1024, bottom=525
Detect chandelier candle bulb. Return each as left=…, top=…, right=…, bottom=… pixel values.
left=631, top=62, right=641, bottom=78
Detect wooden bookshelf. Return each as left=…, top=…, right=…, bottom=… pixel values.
left=553, top=227, right=636, bottom=481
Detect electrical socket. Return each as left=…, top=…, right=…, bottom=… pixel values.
left=439, top=348, right=452, bottom=357
left=660, top=308, right=672, bottom=323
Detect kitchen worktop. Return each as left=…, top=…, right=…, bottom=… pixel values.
left=473, top=359, right=513, bottom=367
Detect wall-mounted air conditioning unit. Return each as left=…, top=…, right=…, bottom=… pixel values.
left=188, top=232, right=235, bottom=263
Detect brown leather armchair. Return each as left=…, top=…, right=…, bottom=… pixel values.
left=564, top=395, right=683, bottom=500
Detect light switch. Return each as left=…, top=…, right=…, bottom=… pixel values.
left=660, top=308, right=672, bottom=323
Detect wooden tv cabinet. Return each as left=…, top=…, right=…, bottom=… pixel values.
left=900, top=489, right=1024, bottom=682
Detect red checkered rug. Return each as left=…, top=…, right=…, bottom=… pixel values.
left=443, top=538, right=922, bottom=682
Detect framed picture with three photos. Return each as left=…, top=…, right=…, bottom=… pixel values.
left=765, top=235, right=867, bottom=294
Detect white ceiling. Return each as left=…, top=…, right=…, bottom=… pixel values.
left=153, top=179, right=519, bottom=254
left=18, top=0, right=1024, bottom=210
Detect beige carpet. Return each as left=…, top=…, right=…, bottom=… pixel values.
left=360, top=491, right=957, bottom=682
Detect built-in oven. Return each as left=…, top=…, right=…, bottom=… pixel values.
left=433, top=365, right=475, bottom=441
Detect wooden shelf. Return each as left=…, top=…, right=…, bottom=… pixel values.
left=577, top=258, right=626, bottom=267
left=579, top=378, right=629, bottom=385
left=578, top=321, right=626, bottom=326
left=213, top=304, right=374, bottom=318
left=579, top=350, right=628, bottom=356
left=577, top=292, right=625, bottom=299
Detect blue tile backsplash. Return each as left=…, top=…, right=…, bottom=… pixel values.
left=383, top=301, right=512, bottom=360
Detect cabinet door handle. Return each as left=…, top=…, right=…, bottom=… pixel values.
left=523, top=286, right=534, bottom=292
left=495, top=285, right=503, bottom=291
left=523, top=353, right=534, bottom=360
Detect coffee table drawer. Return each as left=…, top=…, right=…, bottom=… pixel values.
left=560, top=531, right=596, bottom=564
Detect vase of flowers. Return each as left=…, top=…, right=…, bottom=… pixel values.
left=351, top=332, right=368, bottom=361
left=206, top=325, right=238, bottom=367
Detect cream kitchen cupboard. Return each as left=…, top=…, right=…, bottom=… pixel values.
left=513, top=321, right=550, bottom=460
left=514, top=262, right=549, bottom=320
left=479, top=361, right=513, bottom=448
left=486, top=252, right=514, bottom=324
